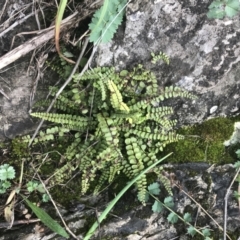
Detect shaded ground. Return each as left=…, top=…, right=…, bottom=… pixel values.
left=0, top=162, right=240, bottom=239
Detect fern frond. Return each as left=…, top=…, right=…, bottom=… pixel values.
left=164, top=86, right=196, bottom=99
left=147, top=106, right=174, bottom=120
left=65, top=136, right=82, bottom=160
left=108, top=80, right=130, bottom=113
left=81, top=171, right=91, bottom=194
left=154, top=119, right=178, bottom=131
left=136, top=175, right=148, bottom=204
left=97, top=114, right=120, bottom=146
left=151, top=52, right=170, bottom=65
left=23, top=126, right=70, bottom=145
left=30, top=113, right=89, bottom=129
left=154, top=169, right=173, bottom=196
left=94, top=169, right=110, bottom=194
left=49, top=162, right=76, bottom=187
left=125, top=137, right=144, bottom=174
left=128, top=128, right=168, bottom=141
left=108, top=162, right=121, bottom=182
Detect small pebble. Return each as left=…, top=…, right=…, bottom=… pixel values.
left=210, top=106, right=218, bottom=114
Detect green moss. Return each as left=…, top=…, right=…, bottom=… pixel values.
left=11, top=138, right=30, bottom=158
left=50, top=178, right=83, bottom=207
left=163, top=116, right=240, bottom=164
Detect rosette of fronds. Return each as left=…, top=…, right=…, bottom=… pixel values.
left=28, top=58, right=196, bottom=204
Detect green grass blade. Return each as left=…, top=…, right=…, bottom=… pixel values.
left=20, top=194, right=69, bottom=238
left=83, top=152, right=172, bottom=240
left=55, top=0, right=75, bottom=64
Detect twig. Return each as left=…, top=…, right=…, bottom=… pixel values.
left=30, top=163, right=80, bottom=240
left=176, top=183, right=232, bottom=240
left=0, top=62, right=23, bottom=74
left=33, top=0, right=41, bottom=30
left=0, top=87, right=10, bottom=100
left=38, top=0, right=47, bottom=29
left=29, top=51, right=49, bottom=107
left=223, top=166, right=240, bottom=240
left=0, top=0, right=9, bottom=22
left=0, top=218, right=40, bottom=228
left=28, top=37, right=91, bottom=146
left=0, top=11, right=79, bottom=70
left=0, top=2, right=32, bottom=31
left=0, top=5, right=37, bottom=38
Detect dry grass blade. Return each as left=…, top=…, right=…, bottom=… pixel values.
left=0, top=2, right=33, bottom=37
left=4, top=189, right=16, bottom=229
left=0, top=12, right=79, bottom=71
left=55, top=0, right=75, bottom=64
left=176, top=183, right=232, bottom=240
left=0, top=0, right=9, bottom=22
left=223, top=166, right=240, bottom=240
left=0, top=218, right=40, bottom=229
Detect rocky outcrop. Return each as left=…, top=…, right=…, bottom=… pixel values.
left=1, top=0, right=240, bottom=239
left=0, top=60, right=49, bottom=141
left=95, top=0, right=240, bottom=126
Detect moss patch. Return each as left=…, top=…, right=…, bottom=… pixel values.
left=162, top=116, right=240, bottom=164
left=11, top=138, right=30, bottom=158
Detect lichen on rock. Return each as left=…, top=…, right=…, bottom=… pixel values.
left=224, top=122, right=240, bottom=147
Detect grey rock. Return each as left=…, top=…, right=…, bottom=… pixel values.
left=95, top=0, right=240, bottom=126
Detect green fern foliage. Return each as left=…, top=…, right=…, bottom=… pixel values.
left=151, top=52, right=170, bottom=65
left=28, top=62, right=196, bottom=204
left=89, top=0, right=128, bottom=43
left=30, top=113, right=90, bottom=130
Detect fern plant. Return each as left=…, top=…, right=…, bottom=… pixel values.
left=24, top=54, right=196, bottom=204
